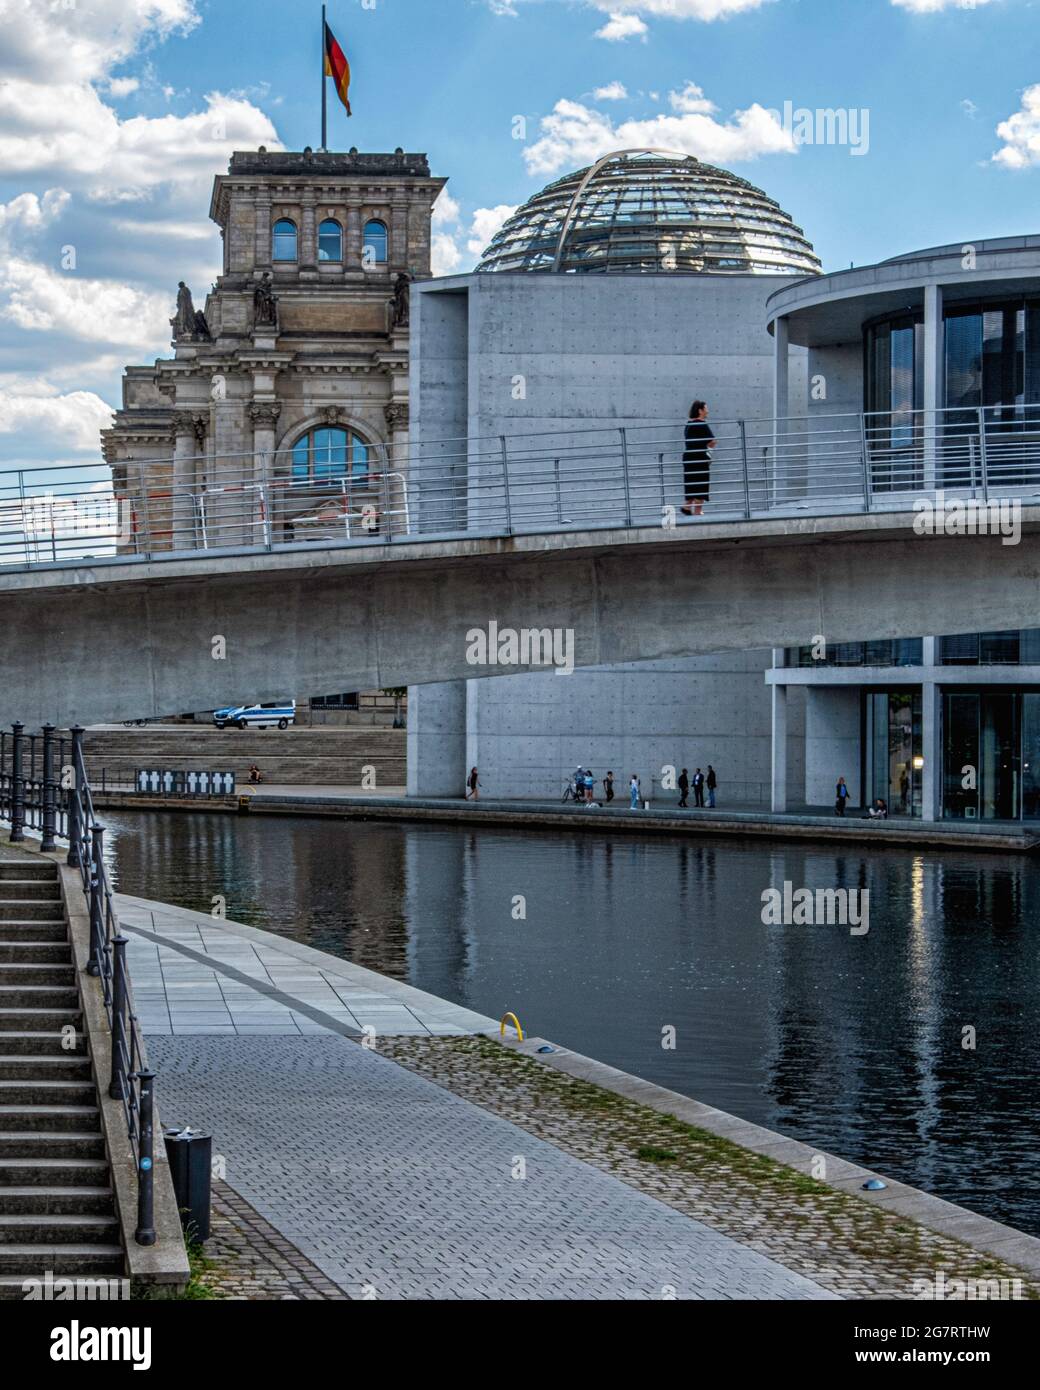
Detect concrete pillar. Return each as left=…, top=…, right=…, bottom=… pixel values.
left=805, top=687, right=862, bottom=808
left=923, top=283, right=944, bottom=491
left=771, top=680, right=788, bottom=813
left=921, top=680, right=942, bottom=822
left=772, top=314, right=790, bottom=507
left=300, top=191, right=317, bottom=271
left=407, top=680, right=468, bottom=797
left=249, top=402, right=281, bottom=544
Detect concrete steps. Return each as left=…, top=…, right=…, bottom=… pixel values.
left=0, top=860, right=123, bottom=1288
left=81, top=724, right=406, bottom=788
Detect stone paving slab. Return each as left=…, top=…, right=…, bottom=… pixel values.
left=116, top=894, right=497, bottom=1037
left=150, top=1033, right=835, bottom=1301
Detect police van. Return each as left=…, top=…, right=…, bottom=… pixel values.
left=213, top=700, right=296, bottom=730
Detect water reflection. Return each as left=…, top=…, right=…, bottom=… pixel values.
left=102, top=811, right=1040, bottom=1234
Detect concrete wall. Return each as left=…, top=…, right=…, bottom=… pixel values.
left=804, top=687, right=862, bottom=808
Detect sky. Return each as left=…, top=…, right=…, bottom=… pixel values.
left=0, top=0, right=1038, bottom=470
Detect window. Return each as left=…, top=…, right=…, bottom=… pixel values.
left=273, top=219, right=297, bottom=262
left=319, top=219, right=343, bottom=262
left=311, top=693, right=360, bottom=710
left=290, top=427, right=371, bottom=482
left=363, top=219, right=388, bottom=264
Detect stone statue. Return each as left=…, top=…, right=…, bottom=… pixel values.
left=171, top=281, right=196, bottom=338
left=390, top=272, right=410, bottom=329
left=253, top=272, right=278, bottom=330
left=193, top=309, right=212, bottom=340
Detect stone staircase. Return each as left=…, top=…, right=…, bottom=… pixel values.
left=0, top=859, right=122, bottom=1298
left=81, top=725, right=406, bottom=789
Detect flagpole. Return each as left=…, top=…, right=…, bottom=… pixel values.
left=321, top=3, right=328, bottom=151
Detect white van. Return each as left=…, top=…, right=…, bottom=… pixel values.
left=213, top=700, right=296, bottom=730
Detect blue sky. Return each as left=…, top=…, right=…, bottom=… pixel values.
left=0, top=0, right=1038, bottom=467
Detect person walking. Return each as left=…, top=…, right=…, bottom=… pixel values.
left=681, top=400, right=716, bottom=517
left=629, top=774, right=641, bottom=810
left=835, top=776, right=849, bottom=817
left=604, top=771, right=615, bottom=804
left=706, top=764, right=717, bottom=808
left=692, top=767, right=705, bottom=808
left=583, top=769, right=596, bottom=805
left=677, top=767, right=689, bottom=808
left=467, top=766, right=480, bottom=800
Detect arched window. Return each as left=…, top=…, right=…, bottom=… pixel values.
left=291, top=426, right=371, bottom=483
left=272, top=218, right=298, bottom=262
left=319, top=219, right=343, bottom=262
left=363, top=219, right=388, bottom=265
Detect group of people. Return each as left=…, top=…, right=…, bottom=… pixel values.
left=677, top=766, right=717, bottom=809
left=835, top=776, right=889, bottom=819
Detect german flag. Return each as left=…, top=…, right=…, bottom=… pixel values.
left=324, top=21, right=351, bottom=117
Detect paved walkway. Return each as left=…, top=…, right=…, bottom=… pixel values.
left=119, top=894, right=832, bottom=1299
left=151, top=1033, right=832, bottom=1300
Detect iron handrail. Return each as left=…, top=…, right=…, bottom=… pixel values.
left=0, top=723, right=156, bottom=1246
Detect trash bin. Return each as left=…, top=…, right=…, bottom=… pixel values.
left=163, top=1126, right=212, bottom=1242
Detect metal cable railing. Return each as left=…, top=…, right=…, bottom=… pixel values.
left=2, top=404, right=1040, bottom=571
left=0, top=723, right=156, bottom=1247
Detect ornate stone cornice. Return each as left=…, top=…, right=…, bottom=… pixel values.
left=384, top=402, right=409, bottom=432
left=249, top=401, right=282, bottom=427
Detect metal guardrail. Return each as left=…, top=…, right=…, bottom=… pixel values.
left=2, top=405, right=1040, bottom=571
left=0, top=723, right=156, bottom=1246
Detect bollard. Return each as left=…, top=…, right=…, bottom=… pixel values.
left=135, top=1072, right=157, bottom=1246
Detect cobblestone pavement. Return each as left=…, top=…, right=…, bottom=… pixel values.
left=204, top=1181, right=348, bottom=1300
left=376, top=1036, right=1039, bottom=1302
left=150, top=1034, right=835, bottom=1301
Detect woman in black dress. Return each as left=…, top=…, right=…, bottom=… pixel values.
left=682, top=400, right=716, bottom=516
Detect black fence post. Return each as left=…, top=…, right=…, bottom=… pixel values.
left=110, top=934, right=128, bottom=1100
left=87, top=823, right=105, bottom=976
left=67, top=725, right=84, bottom=868
left=40, top=723, right=56, bottom=852
left=135, top=1071, right=157, bottom=1246
left=9, top=722, right=24, bottom=843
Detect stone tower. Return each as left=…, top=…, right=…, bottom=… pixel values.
left=103, top=147, right=447, bottom=550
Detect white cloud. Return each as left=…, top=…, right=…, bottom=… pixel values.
left=432, top=190, right=462, bottom=225
left=432, top=233, right=464, bottom=277
left=595, top=13, right=649, bottom=40
left=523, top=90, right=794, bottom=177
left=111, top=217, right=215, bottom=241
left=0, top=381, right=114, bottom=453
left=669, top=82, right=716, bottom=115
left=594, top=82, right=629, bottom=101
left=0, top=0, right=200, bottom=83
left=0, top=256, right=171, bottom=351
left=592, top=0, right=769, bottom=20
left=993, top=84, right=1040, bottom=169
left=891, top=0, right=994, bottom=10
left=0, top=189, right=71, bottom=241
left=467, top=205, right=518, bottom=256
left=107, top=77, right=142, bottom=98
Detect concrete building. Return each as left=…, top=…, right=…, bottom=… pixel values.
left=408, top=151, right=819, bottom=800
left=768, top=237, right=1040, bottom=822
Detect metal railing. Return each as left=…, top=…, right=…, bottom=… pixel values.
left=0, top=723, right=156, bottom=1246
left=3, top=404, right=1040, bottom=571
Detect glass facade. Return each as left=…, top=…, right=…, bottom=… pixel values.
left=942, top=692, right=1025, bottom=820
left=865, top=298, right=1040, bottom=418
left=786, top=639, right=922, bottom=668
left=865, top=691, right=922, bottom=816
left=939, top=629, right=1040, bottom=664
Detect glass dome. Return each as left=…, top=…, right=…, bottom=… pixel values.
left=476, top=148, right=822, bottom=277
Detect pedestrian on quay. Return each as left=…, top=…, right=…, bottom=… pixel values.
left=835, top=776, right=849, bottom=817
left=677, top=767, right=689, bottom=808
left=467, top=766, right=480, bottom=800
left=681, top=400, right=716, bottom=517
left=584, top=768, right=596, bottom=805
left=604, top=770, right=615, bottom=804
left=248, top=763, right=264, bottom=785
left=629, top=774, right=641, bottom=810
left=692, top=767, right=705, bottom=808
left=706, top=764, right=717, bottom=808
